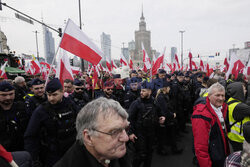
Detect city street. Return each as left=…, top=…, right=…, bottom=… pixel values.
left=152, top=126, right=194, bottom=167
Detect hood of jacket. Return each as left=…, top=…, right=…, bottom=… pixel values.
left=226, top=82, right=245, bottom=102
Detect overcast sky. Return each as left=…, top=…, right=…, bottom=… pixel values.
left=0, top=0, right=250, bottom=63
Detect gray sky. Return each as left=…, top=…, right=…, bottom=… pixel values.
left=0, top=0, right=250, bottom=64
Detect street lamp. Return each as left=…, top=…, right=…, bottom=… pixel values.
left=33, top=30, right=39, bottom=61
left=179, top=30, right=185, bottom=67
left=78, top=0, right=85, bottom=71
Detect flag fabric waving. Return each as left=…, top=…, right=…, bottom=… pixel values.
left=56, top=49, right=74, bottom=86
left=174, top=54, right=180, bottom=71
left=60, top=19, right=103, bottom=65
left=224, top=57, right=229, bottom=72
left=120, top=53, right=128, bottom=67
left=141, top=43, right=151, bottom=72
left=200, top=59, right=204, bottom=71
left=129, top=56, right=133, bottom=70
left=152, top=47, right=165, bottom=75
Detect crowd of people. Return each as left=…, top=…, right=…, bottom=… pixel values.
left=1, top=68, right=250, bottom=167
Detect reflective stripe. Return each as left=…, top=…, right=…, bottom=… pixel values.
left=227, top=97, right=250, bottom=143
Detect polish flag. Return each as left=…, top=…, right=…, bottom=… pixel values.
left=31, top=59, right=41, bottom=74
left=174, top=54, right=180, bottom=70
left=152, top=53, right=156, bottom=67
left=192, top=61, right=198, bottom=70
left=224, top=57, right=229, bottom=71
left=60, top=19, right=103, bottom=65
left=0, top=61, right=8, bottom=79
left=25, top=61, right=35, bottom=75
left=200, top=59, right=204, bottom=71
left=226, top=52, right=245, bottom=79
left=152, top=47, right=165, bottom=75
left=142, top=43, right=151, bottom=72
left=40, top=62, right=51, bottom=69
left=167, top=63, right=173, bottom=72
left=111, top=60, right=118, bottom=70
left=188, top=52, right=193, bottom=71
left=56, top=49, right=74, bottom=86
left=129, top=56, right=133, bottom=70
left=243, top=60, right=250, bottom=76
left=120, top=53, right=128, bottom=67
left=106, top=57, right=112, bottom=72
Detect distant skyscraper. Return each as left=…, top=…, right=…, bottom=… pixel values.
left=43, top=26, right=55, bottom=64
left=100, top=32, right=111, bottom=63
left=171, top=47, right=177, bottom=64
left=0, top=30, right=9, bottom=53
left=134, top=9, right=151, bottom=67
left=121, top=47, right=129, bottom=61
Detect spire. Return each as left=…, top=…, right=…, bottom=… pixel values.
left=140, top=4, right=145, bottom=21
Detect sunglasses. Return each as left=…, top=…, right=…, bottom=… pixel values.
left=75, top=88, right=84, bottom=90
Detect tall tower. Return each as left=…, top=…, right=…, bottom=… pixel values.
left=134, top=7, right=151, bottom=67
left=43, top=26, right=55, bottom=64
left=100, top=32, right=111, bottom=63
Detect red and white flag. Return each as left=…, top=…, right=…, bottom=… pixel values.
left=200, top=59, right=204, bottom=71
left=152, top=53, right=156, bottom=67
left=152, top=47, right=165, bottom=75
left=174, top=54, right=180, bottom=71
left=56, top=49, right=74, bottom=86
left=188, top=52, right=193, bottom=71
left=60, top=19, right=103, bottom=65
left=129, top=56, right=133, bottom=70
left=243, top=59, right=250, bottom=76
left=0, top=61, right=8, bottom=79
left=30, top=59, right=41, bottom=74
left=141, top=43, right=151, bottom=72
left=224, top=57, right=229, bottom=72
left=120, top=53, right=128, bottom=67
left=40, top=62, right=51, bottom=69
left=106, top=57, right=112, bottom=72
left=226, top=52, right=245, bottom=79
left=111, top=60, right=118, bottom=70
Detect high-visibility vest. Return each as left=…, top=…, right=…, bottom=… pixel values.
left=227, top=97, right=250, bottom=143
left=23, top=93, right=34, bottom=99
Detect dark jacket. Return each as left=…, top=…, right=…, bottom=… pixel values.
left=226, top=82, right=250, bottom=121
left=54, top=140, right=131, bottom=167
left=192, top=97, right=230, bottom=167
left=24, top=97, right=78, bottom=166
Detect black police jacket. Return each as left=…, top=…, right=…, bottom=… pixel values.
left=54, top=140, right=131, bottom=167
left=123, top=90, right=140, bottom=110
left=25, top=95, right=47, bottom=117
left=69, top=91, right=89, bottom=110
left=155, top=93, right=175, bottom=121
left=24, top=97, right=78, bottom=162
left=0, top=101, right=28, bottom=151
left=128, top=96, right=163, bottom=135
left=171, top=80, right=185, bottom=113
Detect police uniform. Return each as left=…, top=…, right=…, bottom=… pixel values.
left=69, top=79, right=89, bottom=111
left=152, top=69, right=166, bottom=97
left=171, top=72, right=186, bottom=133
left=0, top=82, right=29, bottom=152
left=124, top=77, right=140, bottom=110
left=24, top=78, right=78, bottom=166
left=155, top=80, right=183, bottom=155
left=128, top=81, right=163, bottom=167
left=25, top=79, right=47, bottom=117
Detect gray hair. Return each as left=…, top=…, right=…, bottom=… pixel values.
left=207, top=82, right=225, bottom=95
left=241, top=141, right=250, bottom=167
left=14, top=76, right=25, bottom=84
left=76, top=97, right=128, bottom=144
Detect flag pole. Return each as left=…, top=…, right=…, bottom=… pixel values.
left=45, top=19, right=69, bottom=86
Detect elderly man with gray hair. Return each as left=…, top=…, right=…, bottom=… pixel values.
left=54, top=97, right=131, bottom=167
left=192, top=82, right=230, bottom=167
left=13, top=76, right=27, bottom=102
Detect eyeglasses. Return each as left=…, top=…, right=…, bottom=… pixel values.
left=75, top=88, right=84, bottom=90
left=92, top=125, right=129, bottom=138
left=106, top=88, right=113, bottom=91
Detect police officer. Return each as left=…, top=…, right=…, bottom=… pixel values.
left=155, top=80, right=183, bottom=155
left=69, top=79, right=89, bottom=110
left=24, top=78, right=78, bottom=166
left=101, top=81, right=117, bottom=100
left=25, top=78, right=47, bottom=117
left=183, top=73, right=193, bottom=120
left=152, top=69, right=166, bottom=97
left=128, top=81, right=164, bottom=167
left=124, top=77, right=140, bottom=110
left=126, top=70, right=138, bottom=91
left=0, top=81, right=29, bottom=152
left=171, top=72, right=187, bottom=133
left=113, top=74, right=125, bottom=106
